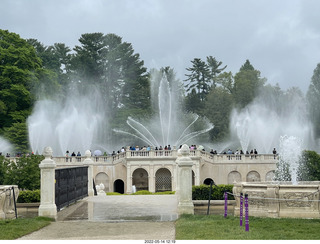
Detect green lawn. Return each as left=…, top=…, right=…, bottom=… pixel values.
left=175, top=214, right=320, bottom=240
left=0, top=217, right=53, bottom=240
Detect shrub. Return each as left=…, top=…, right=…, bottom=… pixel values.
left=154, top=191, right=175, bottom=195
left=17, top=189, right=40, bottom=203
left=132, top=190, right=152, bottom=195
left=192, top=184, right=234, bottom=200
left=106, top=192, right=125, bottom=195
left=1, top=155, right=43, bottom=190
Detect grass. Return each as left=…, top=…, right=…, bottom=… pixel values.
left=175, top=214, right=320, bottom=240
left=0, top=216, right=53, bottom=240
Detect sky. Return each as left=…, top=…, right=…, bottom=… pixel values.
left=1, top=0, right=320, bottom=93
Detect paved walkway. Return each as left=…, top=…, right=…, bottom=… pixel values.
left=18, top=194, right=178, bottom=240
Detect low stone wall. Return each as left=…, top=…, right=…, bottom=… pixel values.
left=0, top=185, right=19, bottom=219
left=233, top=182, right=320, bottom=219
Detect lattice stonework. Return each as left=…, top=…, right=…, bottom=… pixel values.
left=155, top=168, right=172, bottom=192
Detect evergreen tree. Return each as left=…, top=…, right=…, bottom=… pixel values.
left=70, top=33, right=151, bottom=128
left=233, top=59, right=265, bottom=109
left=306, top=63, right=320, bottom=139
left=184, top=58, right=210, bottom=102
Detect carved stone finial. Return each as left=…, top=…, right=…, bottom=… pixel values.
left=43, top=147, right=53, bottom=158
left=180, top=144, right=190, bottom=156
left=85, top=150, right=91, bottom=158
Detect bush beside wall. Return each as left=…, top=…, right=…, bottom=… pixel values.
left=17, top=189, right=40, bottom=203
left=192, top=184, right=234, bottom=200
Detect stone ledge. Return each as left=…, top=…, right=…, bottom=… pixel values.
left=16, top=202, right=40, bottom=208
left=193, top=200, right=236, bottom=206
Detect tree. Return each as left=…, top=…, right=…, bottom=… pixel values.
left=205, top=86, right=233, bottom=141
left=70, top=33, right=151, bottom=128
left=184, top=58, right=210, bottom=102
left=206, top=56, right=227, bottom=89
left=27, top=39, right=71, bottom=89
left=298, top=150, right=320, bottom=181
left=0, top=30, right=43, bottom=151
left=233, top=59, right=265, bottom=109
left=306, top=63, right=320, bottom=139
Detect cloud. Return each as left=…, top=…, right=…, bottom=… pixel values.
left=1, top=0, right=320, bottom=92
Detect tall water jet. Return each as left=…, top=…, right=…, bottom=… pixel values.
left=27, top=87, right=110, bottom=156
left=115, top=74, right=214, bottom=147
left=276, top=135, right=303, bottom=185
left=230, top=89, right=314, bottom=153
left=0, top=137, right=13, bottom=155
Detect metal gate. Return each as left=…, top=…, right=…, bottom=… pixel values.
left=155, top=168, right=172, bottom=192
left=55, top=166, right=88, bottom=211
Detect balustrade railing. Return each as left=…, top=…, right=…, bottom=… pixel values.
left=8, top=149, right=277, bottom=167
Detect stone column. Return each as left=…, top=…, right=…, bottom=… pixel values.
left=267, top=184, right=280, bottom=218
left=176, top=144, right=194, bottom=215
left=126, top=163, right=132, bottom=194
left=38, top=147, right=57, bottom=220
left=83, top=150, right=94, bottom=197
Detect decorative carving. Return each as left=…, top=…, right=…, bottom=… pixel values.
left=283, top=192, right=312, bottom=207
left=246, top=191, right=266, bottom=206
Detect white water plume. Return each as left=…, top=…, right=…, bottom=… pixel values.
left=115, top=74, right=214, bottom=148
left=27, top=88, right=109, bottom=156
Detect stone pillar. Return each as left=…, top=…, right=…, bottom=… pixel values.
left=176, top=144, right=194, bottom=215
left=83, top=150, right=94, bottom=197
left=267, top=184, right=280, bottom=218
left=38, top=147, right=57, bottom=220
left=149, top=165, right=155, bottom=193
left=126, top=163, right=132, bottom=194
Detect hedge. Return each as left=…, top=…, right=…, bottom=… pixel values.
left=17, top=189, right=40, bottom=203
left=192, top=184, right=234, bottom=200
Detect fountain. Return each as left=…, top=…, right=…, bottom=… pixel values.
left=233, top=134, right=320, bottom=218
left=0, top=137, right=12, bottom=155
left=27, top=73, right=213, bottom=156
left=27, top=87, right=111, bottom=156
left=230, top=92, right=315, bottom=154
left=114, top=74, right=214, bottom=148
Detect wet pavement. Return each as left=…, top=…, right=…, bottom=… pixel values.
left=60, top=194, right=179, bottom=222
left=17, top=195, right=233, bottom=240
left=17, top=194, right=178, bottom=240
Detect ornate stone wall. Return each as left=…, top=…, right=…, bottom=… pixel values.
left=233, top=182, right=320, bottom=218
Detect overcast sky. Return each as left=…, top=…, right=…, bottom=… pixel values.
left=1, top=0, right=320, bottom=93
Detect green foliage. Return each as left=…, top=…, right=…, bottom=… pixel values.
left=192, top=184, right=234, bottom=200
left=106, top=192, right=125, bottom=195
left=307, top=63, right=320, bottom=138
left=2, top=155, right=43, bottom=190
left=205, top=86, right=233, bottom=140
left=233, top=59, right=266, bottom=109
left=132, top=190, right=152, bottom=195
left=3, top=122, right=29, bottom=153
left=154, top=191, right=175, bottom=195
left=298, top=150, right=320, bottom=181
left=17, top=189, right=40, bottom=203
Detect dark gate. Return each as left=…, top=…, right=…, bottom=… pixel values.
left=55, top=166, right=88, bottom=211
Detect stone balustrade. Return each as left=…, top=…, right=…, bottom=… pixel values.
left=233, top=181, right=320, bottom=219
left=50, top=149, right=277, bottom=167
left=0, top=185, right=19, bottom=219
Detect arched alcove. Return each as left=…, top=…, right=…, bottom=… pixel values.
left=132, top=168, right=149, bottom=191
left=114, top=179, right=124, bottom=194
left=228, top=171, right=241, bottom=184
left=246, top=171, right=261, bottom=182
left=94, top=172, right=109, bottom=192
